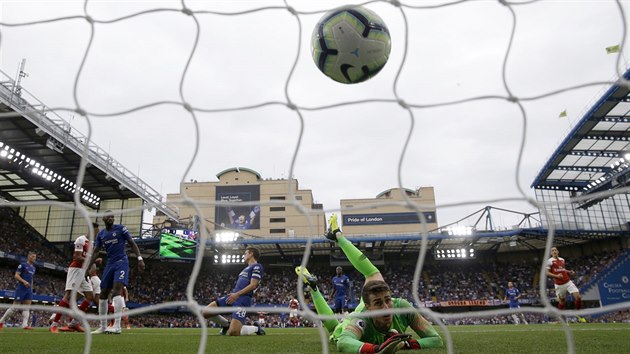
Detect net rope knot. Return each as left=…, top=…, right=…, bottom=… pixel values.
left=181, top=7, right=193, bottom=16
left=286, top=6, right=297, bottom=16
left=183, top=102, right=194, bottom=113
left=74, top=107, right=87, bottom=116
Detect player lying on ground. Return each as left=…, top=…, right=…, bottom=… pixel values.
left=296, top=214, right=443, bottom=353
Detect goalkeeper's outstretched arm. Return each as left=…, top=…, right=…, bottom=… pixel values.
left=406, top=302, right=443, bottom=349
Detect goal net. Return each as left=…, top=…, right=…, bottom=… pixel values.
left=0, top=1, right=628, bottom=353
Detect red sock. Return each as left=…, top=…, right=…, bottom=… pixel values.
left=108, top=305, right=115, bottom=327
left=53, top=299, right=70, bottom=322
left=79, top=300, right=90, bottom=312
left=558, top=302, right=565, bottom=310
left=575, top=298, right=582, bottom=310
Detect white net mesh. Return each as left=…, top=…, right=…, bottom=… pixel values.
left=0, top=1, right=628, bottom=353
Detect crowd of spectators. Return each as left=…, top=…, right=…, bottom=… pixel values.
left=1, top=207, right=627, bottom=327
left=0, top=249, right=627, bottom=328
left=0, top=207, right=67, bottom=265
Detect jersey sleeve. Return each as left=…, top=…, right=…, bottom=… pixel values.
left=545, top=258, right=553, bottom=271
left=336, top=318, right=367, bottom=353
left=398, top=298, right=443, bottom=348
left=121, top=226, right=133, bottom=241
left=251, top=263, right=263, bottom=281
left=74, top=236, right=86, bottom=251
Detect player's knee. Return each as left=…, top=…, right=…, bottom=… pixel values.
left=227, top=328, right=241, bottom=336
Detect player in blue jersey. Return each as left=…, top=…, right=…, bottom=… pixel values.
left=0, top=251, right=37, bottom=330
left=88, top=210, right=145, bottom=334
left=331, top=266, right=350, bottom=314
left=203, top=246, right=266, bottom=336
left=503, top=281, right=528, bottom=325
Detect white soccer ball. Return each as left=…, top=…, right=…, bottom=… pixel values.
left=311, top=5, right=392, bottom=84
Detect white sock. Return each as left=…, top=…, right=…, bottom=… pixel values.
left=22, top=310, right=30, bottom=327
left=209, top=315, right=230, bottom=327
left=512, top=314, right=520, bottom=324
left=240, top=325, right=258, bottom=336
left=99, top=299, right=108, bottom=329
left=112, top=295, right=124, bottom=329
left=0, top=307, right=14, bottom=323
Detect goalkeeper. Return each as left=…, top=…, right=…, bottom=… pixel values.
left=295, top=214, right=443, bottom=353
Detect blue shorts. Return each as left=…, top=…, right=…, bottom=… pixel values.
left=334, top=296, right=346, bottom=311
left=216, top=295, right=252, bottom=323
left=14, top=285, right=33, bottom=301
left=509, top=303, right=520, bottom=309
left=101, top=260, right=129, bottom=289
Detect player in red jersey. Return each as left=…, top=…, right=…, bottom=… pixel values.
left=257, top=312, right=267, bottom=328
left=546, top=247, right=585, bottom=322
left=288, top=297, right=300, bottom=327
left=121, top=286, right=130, bottom=329
left=50, top=223, right=100, bottom=333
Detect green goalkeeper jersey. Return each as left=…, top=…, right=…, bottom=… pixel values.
left=331, top=298, right=413, bottom=351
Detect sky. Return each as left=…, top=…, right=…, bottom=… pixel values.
left=0, top=0, right=627, bottom=229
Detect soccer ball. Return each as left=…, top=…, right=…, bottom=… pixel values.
left=311, top=5, right=391, bottom=84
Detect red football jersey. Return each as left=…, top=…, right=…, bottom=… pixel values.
left=546, top=256, right=570, bottom=285
left=69, top=235, right=89, bottom=268
left=288, top=299, right=299, bottom=310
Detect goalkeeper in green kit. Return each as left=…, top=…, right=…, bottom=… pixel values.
left=295, top=214, right=443, bottom=353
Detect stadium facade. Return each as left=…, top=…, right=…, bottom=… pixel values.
left=152, top=167, right=438, bottom=238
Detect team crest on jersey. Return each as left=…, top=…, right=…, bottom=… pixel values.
left=113, top=232, right=117, bottom=236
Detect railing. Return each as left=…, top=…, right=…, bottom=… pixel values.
left=0, top=69, right=178, bottom=220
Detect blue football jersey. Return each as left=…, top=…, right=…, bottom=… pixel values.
left=232, top=262, right=264, bottom=296
left=333, top=275, right=350, bottom=297
left=16, top=262, right=36, bottom=286
left=95, top=224, right=133, bottom=262
left=506, top=287, right=520, bottom=305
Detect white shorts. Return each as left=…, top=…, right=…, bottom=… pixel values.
left=90, top=275, right=102, bottom=295
left=258, top=318, right=265, bottom=325
left=65, top=267, right=93, bottom=293
left=554, top=280, right=579, bottom=299
left=289, top=309, right=298, bottom=318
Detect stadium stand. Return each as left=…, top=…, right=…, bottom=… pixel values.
left=1, top=248, right=627, bottom=328
left=0, top=207, right=68, bottom=265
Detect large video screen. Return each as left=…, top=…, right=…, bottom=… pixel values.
left=215, top=185, right=261, bottom=230
left=159, top=228, right=198, bottom=260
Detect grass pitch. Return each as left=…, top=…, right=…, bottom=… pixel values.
left=1, top=323, right=628, bottom=353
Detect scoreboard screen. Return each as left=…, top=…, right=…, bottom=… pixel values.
left=159, top=229, right=198, bottom=260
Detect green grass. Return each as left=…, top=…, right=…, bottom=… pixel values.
left=1, top=324, right=628, bottom=353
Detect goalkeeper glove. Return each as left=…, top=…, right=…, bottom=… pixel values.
left=401, top=338, right=421, bottom=350
left=359, top=334, right=411, bottom=354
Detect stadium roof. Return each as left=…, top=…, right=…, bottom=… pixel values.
left=531, top=68, right=630, bottom=203
left=0, top=70, right=177, bottom=219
